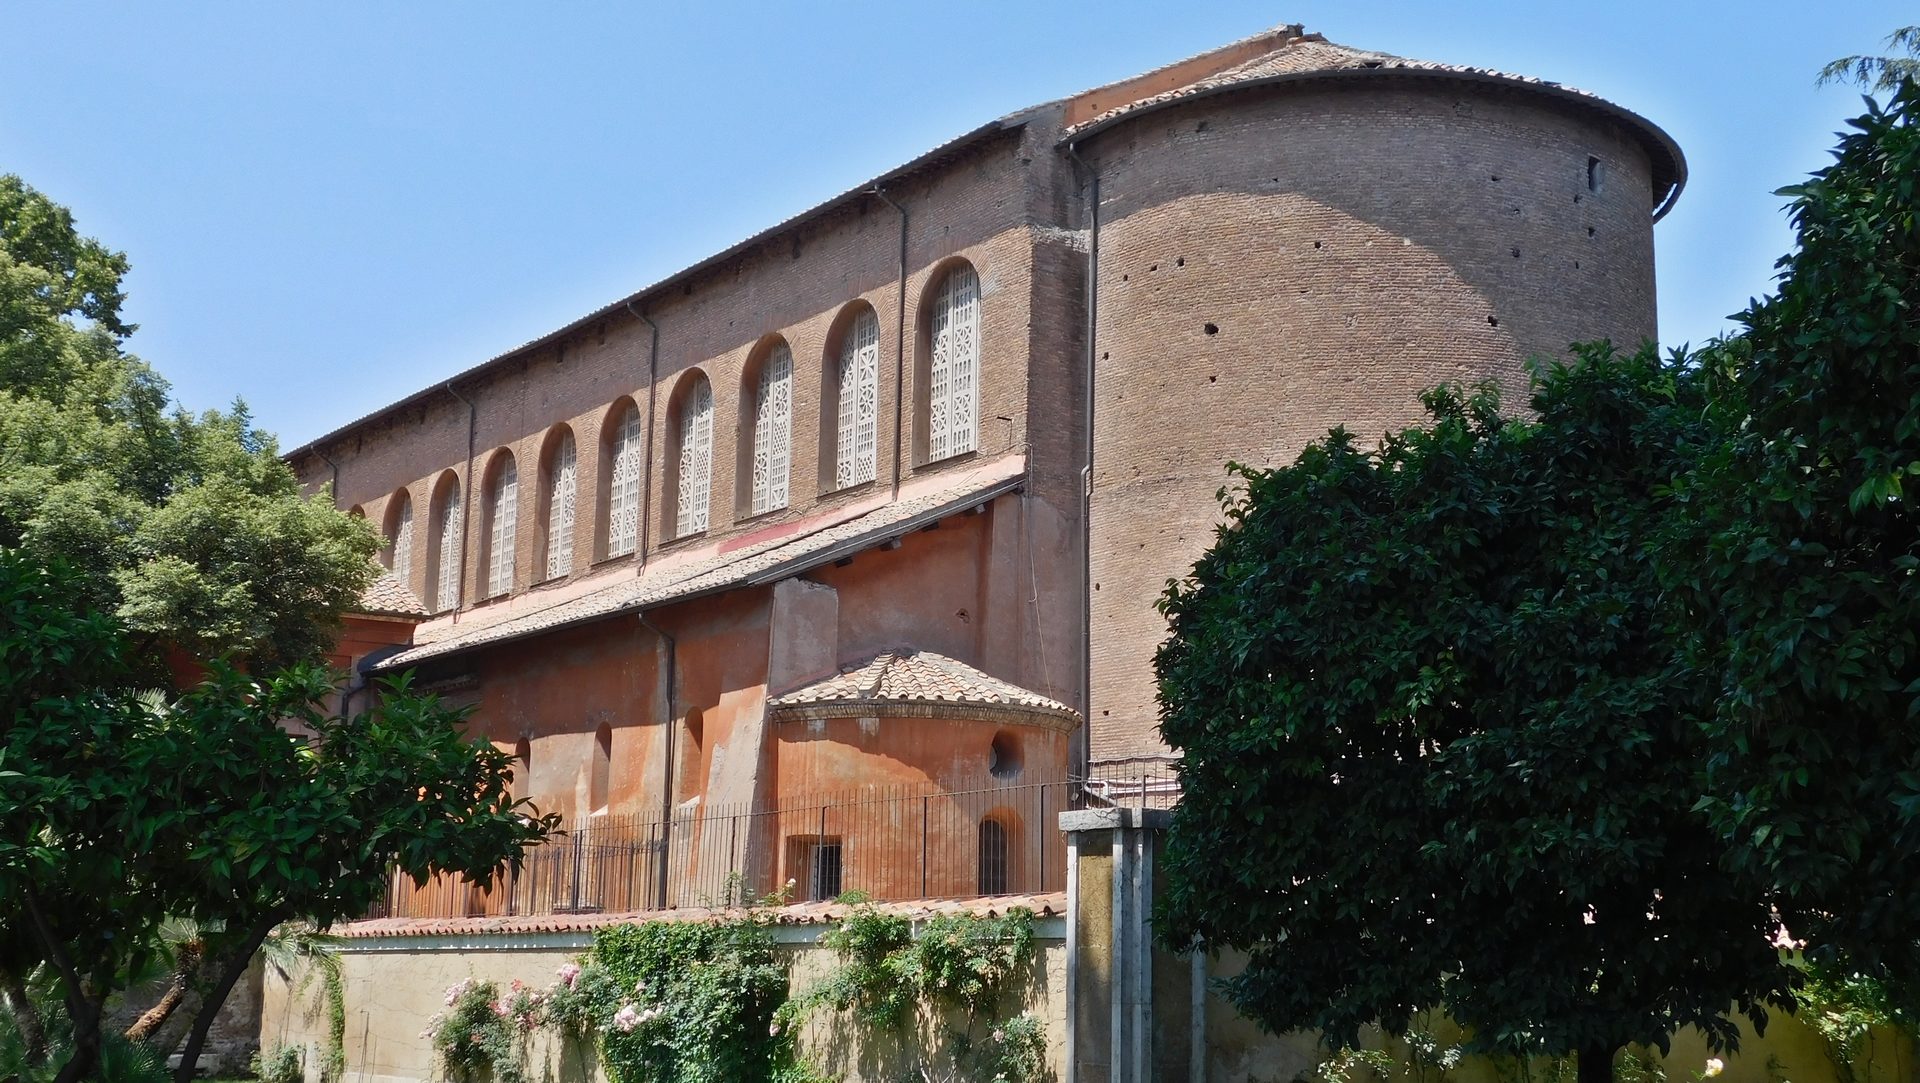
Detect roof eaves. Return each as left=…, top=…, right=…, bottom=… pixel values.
left=1061, top=65, right=1687, bottom=222
left=287, top=119, right=1025, bottom=464
left=369, top=475, right=1025, bottom=673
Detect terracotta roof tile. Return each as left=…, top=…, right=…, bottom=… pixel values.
left=373, top=458, right=1025, bottom=671
left=355, top=569, right=428, bottom=619
left=1065, top=30, right=1684, bottom=216
left=336, top=891, right=1065, bottom=939
left=769, top=649, right=1079, bottom=729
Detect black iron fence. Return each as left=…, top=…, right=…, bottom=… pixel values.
left=370, top=768, right=1189, bottom=922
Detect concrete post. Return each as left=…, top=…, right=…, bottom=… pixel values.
left=1061, top=807, right=1185, bottom=1083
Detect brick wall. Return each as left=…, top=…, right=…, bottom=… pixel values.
left=1081, top=81, right=1661, bottom=762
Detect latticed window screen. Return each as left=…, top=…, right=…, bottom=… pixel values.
left=545, top=431, right=577, bottom=580
left=607, top=406, right=643, bottom=557
left=435, top=480, right=462, bottom=613
left=835, top=310, right=880, bottom=488
left=927, top=265, right=981, bottom=462
left=676, top=377, right=714, bottom=537
left=486, top=458, right=517, bottom=598
left=978, top=818, right=1009, bottom=896
left=389, top=494, right=414, bottom=584
left=750, top=343, right=793, bottom=515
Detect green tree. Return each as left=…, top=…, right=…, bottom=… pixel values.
left=1818, top=27, right=1920, bottom=93
left=1154, top=347, right=1793, bottom=1083
left=0, top=173, right=378, bottom=672
left=1673, top=81, right=1920, bottom=982
left=0, top=551, right=558, bottom=1083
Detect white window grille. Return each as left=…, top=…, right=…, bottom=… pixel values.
left=435, top=479, right=463, bottom=613
left=389, top=493, right=413, bottom=585
left=607, top=406, right=643, bottom=557
left=836, top=310, right=880, bottom=488
left=486, top=457, right=517, bottom=598
left=927, top=265, right=980, bottom=461
left=750, top=343, right=792, bottom=515
left=545, top=430, right=576, bottom=580
left=676, top=377, right=713, bottom=537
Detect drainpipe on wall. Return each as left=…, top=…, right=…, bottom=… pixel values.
left=869, top=187, right=910, bottom=502
left=444, top=383, right=478, bottom=623
left=639, top=612, right=677, bottom=910
left=625, top=301, right=660, bottom=567
left=313, top=448, right=341, bottom=508
left=1064, top=143, right=1099, bottom=780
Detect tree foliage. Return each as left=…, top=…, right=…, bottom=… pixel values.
left=0, top=551, right=559, bottom=1082
left=0, top=173, right=377, bottom=671
left=1155, top=348, right=1792, bottom=1079
left=1674, top=80, right=1920, bottom=980
left=1818, top=27, right=1920, bottom=94
left=1154, top=77, right=1920, bottom=1083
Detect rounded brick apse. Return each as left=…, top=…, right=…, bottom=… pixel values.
left=1077, top=72, right=1682, bottom=763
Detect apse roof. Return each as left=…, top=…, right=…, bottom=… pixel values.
left=1063, top=30, right=1686, bottom=220
left=354, top=569, right=428, bottom=620
left=768, top=649, right=1080, bottom=729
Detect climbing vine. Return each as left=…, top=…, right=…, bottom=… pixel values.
left=424, top=978, right=540, bottom=1083
left=802, top=906, right=1046, bottom=1083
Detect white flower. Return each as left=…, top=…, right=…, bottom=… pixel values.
left=1703, top=1058, right=1724, bottom=1078
left=612, top=1003, right=641, bottom=1033
left=634, top=979, right=647, bottom=995
left=992, top=1028, right=1006, bottom=1042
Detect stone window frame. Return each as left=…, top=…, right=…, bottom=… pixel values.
left=538, top=424, right=578, bottom=581
left=666, top=369, right=715, bottom=540
left=383, top=488, right=415, bottom=589
left=739, top=336, right=794, bottom=518
left=916, top=260, right=982, bottom=465
left=600, top=399, right=645, bottom=560
left=427, top=469, right=464, bottom=614
left=823, top=303, right=882, bottom=492
left=481, top=448, right=518, bottom=599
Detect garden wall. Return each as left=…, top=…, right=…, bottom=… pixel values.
left=258, top=900, right=1066, bottom=1083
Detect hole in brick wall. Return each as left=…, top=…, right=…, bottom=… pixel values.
left=1196, top=120, right=1210, bottom=132
left=1149, top=263, right=1158, bottom=272
left=1176, top=257, right=1185, bottom=267
left=1491, top=174, right=1501, bottom=182
left=1574, top=194, right=1583, bottom=204
left=1487, top=315, right=1499, bottom=327
left=1208, top=375, right=1218, bottom=383
left=1511, top=247, right=1522, bottom=258
left=1587, top=155, right=1603, bottom=193
left=1587, top=226, right=1597, bottom=238
left=1574, top=260, right=1581, bottom=269
left=1204, top=323, right=1219, bottom=336
left=1102, top=710, right=1110, bottom=716
left=1101, top=352, right=1109, bottom=360
left=1094, top=582, right=1100, bottom=590
left=1313, top=240, right=1323, bottom=249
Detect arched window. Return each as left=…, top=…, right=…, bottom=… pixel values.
left=545, top=429, right=577, bottom=579
left=606, top=405, right=644, bottom=558
left=387, top=492, right=414, bottom=584
left=926, top=264, right=981, bottom=462
left=675, top=375, right=714, bottom=537
left=978, top=818, right=1009, bottom=896
left=431, top=475, right=464, bottom=613
left=485, top=454, right=517, bottom=598
left=749, top=341, right=793, bottom=515
left=834, top=309, right=880, bottom=489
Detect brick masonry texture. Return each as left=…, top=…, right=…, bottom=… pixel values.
left=297, top=28, right=1675, bottom=770
left=1083, top=83, right=1659, bottom=761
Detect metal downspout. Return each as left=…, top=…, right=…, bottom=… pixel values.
left=1064, top=142, right=1098, bottom=780
left=625, top=301, right=660, bottom=567
left=314, top=448, right=341, bottom=507
left=639, top=612, right=677, bottom=910
left=869, top=187, right=909, bottom=501
left=444, top=383, right=477, bottom=622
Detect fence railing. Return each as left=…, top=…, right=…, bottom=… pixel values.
left=372, top=777, right=1079, bottom=921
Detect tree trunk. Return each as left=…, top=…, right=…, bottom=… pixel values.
left=1, top=968, right=49, bottom=1064
left=51, top=991, right=103, bottom=1083
left=1577, top=1044, right=1617, bottom=1083
left=171, top=916, right=277, bottom=1083
left=126, top=938, right=204, bottom=1045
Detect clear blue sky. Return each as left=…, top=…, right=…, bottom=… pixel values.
left=1, top=2, right=1909, bottom=448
